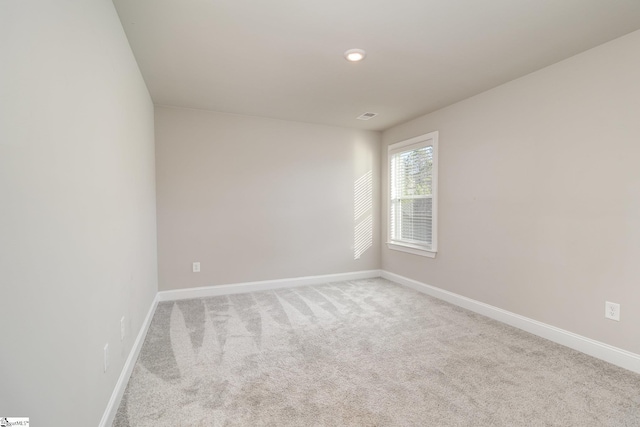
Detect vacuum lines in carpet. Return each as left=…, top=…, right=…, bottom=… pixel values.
left=113, top=278, right=640, bottom=426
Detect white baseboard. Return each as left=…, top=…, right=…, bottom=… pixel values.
left=381, top=270, right=640, bottom=375
left=99, top=295, right=159, bottom=427
left=157, top=269, right=383, bottom=302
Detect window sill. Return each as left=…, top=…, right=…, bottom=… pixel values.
left=387, top=242, right=437, bottom=258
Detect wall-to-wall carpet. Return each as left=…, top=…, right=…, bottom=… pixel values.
left=113, top=278, right=640, bottom=426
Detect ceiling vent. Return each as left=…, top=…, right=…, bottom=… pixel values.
left=356, top=112, right=378, bottom=120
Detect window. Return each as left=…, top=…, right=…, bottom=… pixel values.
left=388, top=131, right=438, bottom=258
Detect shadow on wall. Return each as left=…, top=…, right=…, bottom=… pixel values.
left=354, top=170, right=373, bottom=259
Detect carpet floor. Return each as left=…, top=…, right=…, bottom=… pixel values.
left=113, top=278, right=640, bottom=426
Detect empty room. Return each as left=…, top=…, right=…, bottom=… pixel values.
left=2, top=0, right=640, bottom=426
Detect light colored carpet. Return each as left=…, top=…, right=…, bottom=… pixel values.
left=113, top=278, right=640, bottom=426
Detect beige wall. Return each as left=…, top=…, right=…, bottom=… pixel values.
left=155, top=106, right=381, bottom=290
left=382, top=30, right=640, bottom=355
left=0, top=1, right=157, bottom=425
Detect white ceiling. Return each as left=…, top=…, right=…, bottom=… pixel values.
left=113, top=0, right=640, bottom=131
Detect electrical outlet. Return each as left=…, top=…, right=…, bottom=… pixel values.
left=192, top=262, right=201, bottom=273
left=120, top=316, right=126, bottom=341
left=104, top=343, right=109, bottom=372
left=605, top=301, right=620, bottom=321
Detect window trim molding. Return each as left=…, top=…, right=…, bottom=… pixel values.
left=386, top=242, right=437, bottom=258
left=387, top=131, right=439, bottom=258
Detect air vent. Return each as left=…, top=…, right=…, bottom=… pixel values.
left=356, top=112, right=378, bottom=120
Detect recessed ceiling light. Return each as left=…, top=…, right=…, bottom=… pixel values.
left=344, top=48, right=366, bottom=62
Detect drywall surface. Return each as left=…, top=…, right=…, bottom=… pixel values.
left=155, top=106, right=380, bottom=290
left=382, top=30, right=640, bottom=355
left=0, top=1, right=158, bottom=425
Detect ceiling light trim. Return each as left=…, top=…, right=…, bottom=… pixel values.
left=344, top=48, right=367, bottom=62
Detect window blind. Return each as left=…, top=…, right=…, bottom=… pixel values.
left=390, top=144, right=434, bottom=249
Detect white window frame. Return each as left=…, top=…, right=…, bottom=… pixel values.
left=387, top=131, right=438, bottom=258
